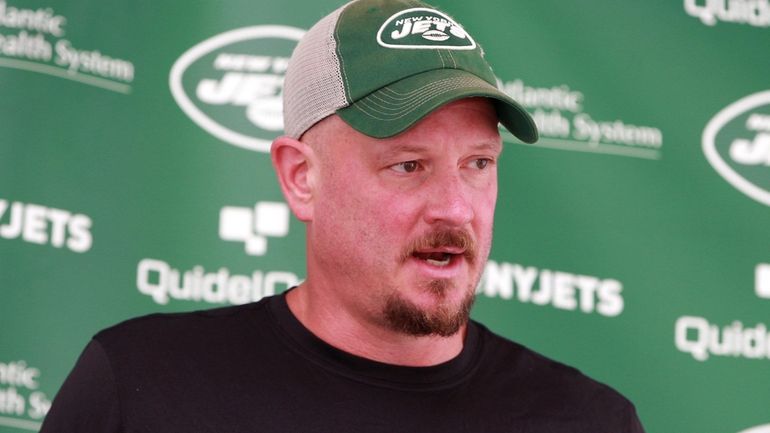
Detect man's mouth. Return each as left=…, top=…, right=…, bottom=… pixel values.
left=401, top=229, right=477, bottom=267
left=412, top=251, right=459, bottom=267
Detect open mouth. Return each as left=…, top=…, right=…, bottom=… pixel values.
left=413, top=251, right=456, bottom=267
left=403, top=229, right=476, bottom=269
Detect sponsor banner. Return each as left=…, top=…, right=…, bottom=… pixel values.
left=479, top=260, right=624, bottom=317
left=136, top=200, right=298, bottom=306
left=136, top=258, right=300, bottom=306
left=498, top=79, right=664, bottom=160
left=0, top=0, right=135, bottom=93
left=676, top=267, right=770, bottom=362
left=684, top=0, right=770, bottom=27
left=3, top=0, right=769, bottom=431
left=169, top=26, right=304, bottom=153
left=675, top=315, right=770, bottom=361
left=0, top=360, right=51, bottom=432
left=0, top=199, right=92, bottom=253
left=703, top=90, right=770, bottom=206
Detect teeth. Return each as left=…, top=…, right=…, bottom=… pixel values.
left=413, top=251, right=454, bottom=267
left=426, top=256, right=451, bottom=267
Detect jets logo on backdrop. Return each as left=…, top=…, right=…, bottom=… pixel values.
left=377, top=8, right=476, bottom=50
left=737, top=423, right=770, bottom=433
left=703, top=90, right=770, bottom=206
left=169, top=26, right=304, bottom=153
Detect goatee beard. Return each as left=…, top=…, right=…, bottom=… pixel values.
left=383, top=280, right=476, bottom=337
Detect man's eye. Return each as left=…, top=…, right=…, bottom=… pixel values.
left=391, top=161, right=420, bottom=173
left=471, top=159, right=491, bottom=170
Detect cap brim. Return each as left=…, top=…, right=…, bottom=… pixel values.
left=336, top=68, right=538, bottom=143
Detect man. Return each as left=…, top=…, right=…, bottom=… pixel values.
left=42, top=0, right=645, bottom=432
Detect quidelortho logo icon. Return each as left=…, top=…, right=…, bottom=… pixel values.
left=219, top=201, right=289, bottom=256
left=703, top=91, right=770, bottom=206
left=136, top=201, right=297, bottom=306
left=757, top=263, right=770, bottom=299
left=169, top=26, right=304, bottom=153
left=376, top=8, right=476, bottom=50
left=684, top=0, right=770, bottom=27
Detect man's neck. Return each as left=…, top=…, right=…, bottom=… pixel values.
left=284, top=284, right=466, bottom=367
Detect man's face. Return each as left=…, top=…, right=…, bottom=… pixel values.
left=303, top=98, right=501, bottom=337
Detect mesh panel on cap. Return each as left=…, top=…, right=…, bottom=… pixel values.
left=282, top=3, right=349, bottom=139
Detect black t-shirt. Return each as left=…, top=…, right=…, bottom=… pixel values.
left=41, top=293, right=645, bottom=432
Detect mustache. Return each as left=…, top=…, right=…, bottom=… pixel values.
left=400, top=229, right=478, bottom=264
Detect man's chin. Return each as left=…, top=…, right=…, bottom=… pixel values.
left=382, top=282, right=476, bottom=337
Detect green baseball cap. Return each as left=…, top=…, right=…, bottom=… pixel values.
left=282, top=0, right=538, bottom=143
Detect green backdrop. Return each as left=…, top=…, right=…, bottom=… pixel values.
left=2, top=0, right=769, bottom=432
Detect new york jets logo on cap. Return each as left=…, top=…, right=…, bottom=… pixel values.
left=376, top=7, right=477, bottom=50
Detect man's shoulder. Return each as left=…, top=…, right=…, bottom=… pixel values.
left=474, top=320, right=609, bottom=383
left=94, top=298, right=274, bottom=357
left=474, top=322, right=581, bottom=373
left=471, top=321, right=638, bottom=416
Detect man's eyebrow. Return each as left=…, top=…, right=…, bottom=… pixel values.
left=376, top=140, right=503, bottom=157
left=473, top=140, right=503, bottom=153
left=463, top=140, right=503, bottom=158
left=374, top=143, right=430, bottom=161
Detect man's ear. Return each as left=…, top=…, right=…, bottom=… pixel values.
left=271, top=136, right=315, bottom=222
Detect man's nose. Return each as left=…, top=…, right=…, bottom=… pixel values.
left=422, top=172, right=474, bottom=227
